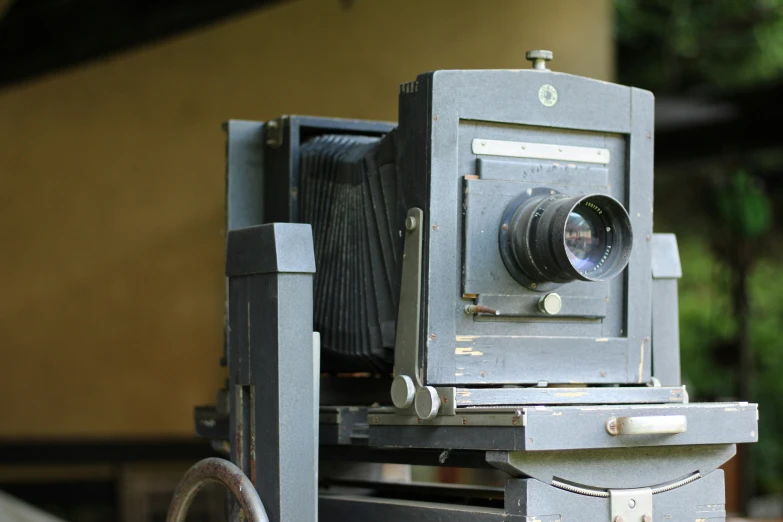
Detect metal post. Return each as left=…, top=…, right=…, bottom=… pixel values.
left=651, top=233, right=683, bottom=386
left=227, top=223, right=318, bottom=522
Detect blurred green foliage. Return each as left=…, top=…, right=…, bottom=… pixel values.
left=750, top=260, right=783, bottom=492
left=616, top=0, right=783, bottom=92
left=679, top=237, right=783, bottom=492
left=716, top=170, right=772, bottom=237
left=677, top=237, right=735, bottom=398
left=616, top=0, right=783, bottom=496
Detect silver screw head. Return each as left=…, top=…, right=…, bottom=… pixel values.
left=641, top=514, right=652, bottom=522
left=613, top=516, right=624, bottom=522
left=606, top=416, right=620, bottom=436
left=538, top=293, right=562, bottom=315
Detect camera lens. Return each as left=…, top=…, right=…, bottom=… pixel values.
left=499, top=190, right=633, bottom=288
left=564, top=207, right=604, bottom=272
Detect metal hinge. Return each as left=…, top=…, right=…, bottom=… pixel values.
left=265, top=117, right=285, bottom=148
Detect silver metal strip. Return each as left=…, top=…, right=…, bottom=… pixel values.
left=650, top=472, right=702, bottom=494
left=472, top=138, right=610, bottom=165
left=551, top=479, right=609, bottom=498
left=368, top=410, right=524, bottom=427
left=455, top=386, right=686, bottom=407
left=550, top=472, right=702, bottom=498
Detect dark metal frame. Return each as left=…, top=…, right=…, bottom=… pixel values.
left=261, top=116, right=395, bottom=224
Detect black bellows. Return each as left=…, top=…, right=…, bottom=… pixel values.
left=299, top=132, right=406, bottom=374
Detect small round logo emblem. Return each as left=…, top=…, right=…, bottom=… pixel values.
left=538, top=84, right=558, bottom=107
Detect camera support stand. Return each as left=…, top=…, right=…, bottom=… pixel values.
left=225, top=223, right=319, bottom=522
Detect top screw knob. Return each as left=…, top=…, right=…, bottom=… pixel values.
left=526, top=49, right=553, bottom=70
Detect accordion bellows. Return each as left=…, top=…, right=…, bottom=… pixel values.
left=299, top=132, right=406, bottom=374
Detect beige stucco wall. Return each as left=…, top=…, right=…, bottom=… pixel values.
left=0, top=0, right=613, bottom=437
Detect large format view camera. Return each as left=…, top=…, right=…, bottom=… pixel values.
left=175, top=51, right=759, bottom=522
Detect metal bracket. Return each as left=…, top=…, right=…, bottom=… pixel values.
left=609, top=488, right=652, bottom=522
left=265, top=117, right=285, bottom=148
left=385, top=210, right=472, bottom=418
left=391, top=208, right=425, bottom=416
left=436, top=387, right=457, bottom=416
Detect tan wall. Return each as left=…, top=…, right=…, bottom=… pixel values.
left=0, top=0, right=613, bottom=437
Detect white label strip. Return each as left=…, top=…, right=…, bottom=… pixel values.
left=472, top=138, right=610, bottom=165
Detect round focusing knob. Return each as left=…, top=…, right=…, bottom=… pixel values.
left=390, top=375, right=415, bottom=408
left=415, top=386, right=441, bottom=420
left=526, top=49, right=553, bottom=70
left=538, top=293, right=562, bottom=315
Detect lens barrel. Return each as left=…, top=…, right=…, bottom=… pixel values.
left=500, top=191, right=633, bottom=287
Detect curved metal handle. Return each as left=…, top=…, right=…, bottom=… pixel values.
left=166, top=457, right=269, bottom=522
left=606, top=415, right=687, bottom=436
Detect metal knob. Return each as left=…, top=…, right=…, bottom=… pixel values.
left=526, top=49, right=553, bottom=70
left=390, top=375, right=415, bottom=408
left=538, top=293, right=562, bottom=315
left=415, top=386, right=441, bottom=420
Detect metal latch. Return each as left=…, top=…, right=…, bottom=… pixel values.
left=609, top=488, right=652, bottom=522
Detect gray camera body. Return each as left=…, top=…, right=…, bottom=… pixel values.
left=397, top=68, right=653, bottom=388
left=258, top=65, right=668, bottom=417
left=189, top=54, right=758, bottom=522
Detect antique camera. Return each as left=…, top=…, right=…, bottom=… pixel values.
left=262, top=50, right=656, bottom=408
left=184, top=51, right=758, bottom=522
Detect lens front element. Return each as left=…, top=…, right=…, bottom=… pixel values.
left=564, top=208, right=604, bottom=272
left=499, top=190, right=633, bottom=288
